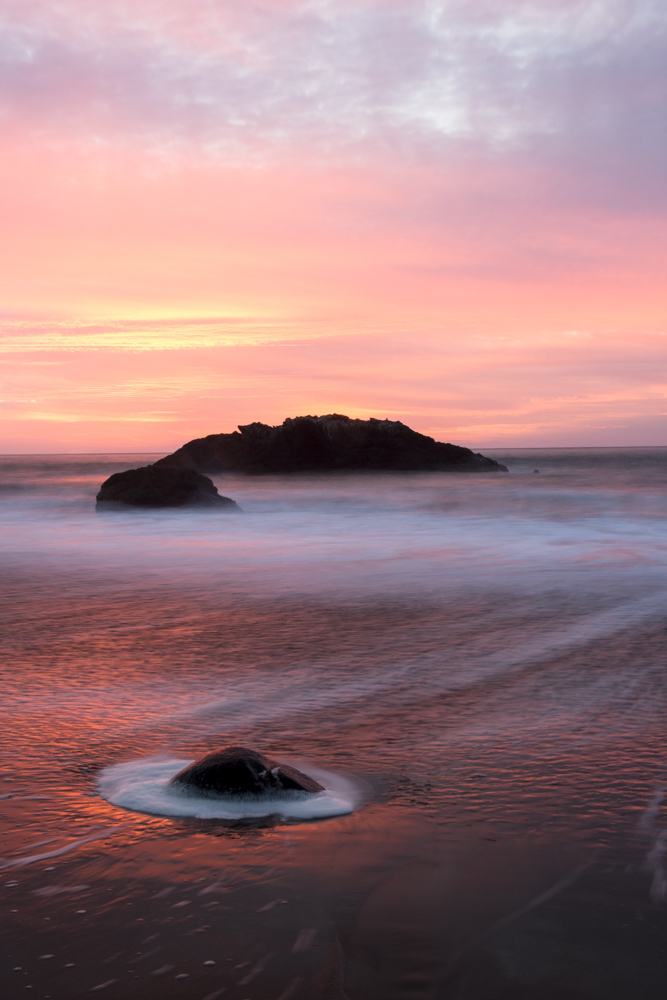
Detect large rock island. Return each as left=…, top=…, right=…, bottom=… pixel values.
left=154, top=414, right=507, bottom=474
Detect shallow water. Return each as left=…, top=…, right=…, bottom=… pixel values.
left=1, top=448, right=667, bottom=999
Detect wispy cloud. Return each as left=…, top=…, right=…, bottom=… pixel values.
left=1, top=1, right=665, bottom=177
left=2, top=326, right=665, bottom=450
left=0, top=316, right=323, bottom=352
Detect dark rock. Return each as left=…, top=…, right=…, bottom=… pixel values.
left=170, top=746, right=325, bottom=797
left=154, top=414, right=508, bottom=474
left=95, top=465, right=240, bottom=509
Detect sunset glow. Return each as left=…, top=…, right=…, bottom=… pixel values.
left=1, top=0, right=665, bottom=451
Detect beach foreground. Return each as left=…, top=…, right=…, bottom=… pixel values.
left=1, top=449, right=666, bottom=999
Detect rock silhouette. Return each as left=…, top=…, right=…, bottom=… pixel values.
left=96, top=465, right=240, bottom=509
left=154, top=414, right=508, bottom=474
left=170, top=746, right=325, bottom=796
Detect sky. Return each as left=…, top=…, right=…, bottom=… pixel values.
left=1, top=0, right=665, bottom=453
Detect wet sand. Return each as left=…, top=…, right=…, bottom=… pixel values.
left=2, top=452, right=667, bottom=998
left=3, top=639, right=667, bottom=1000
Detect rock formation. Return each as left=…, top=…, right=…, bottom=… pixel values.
left=170, top=746, right=324, bottom=796
left=154, top=414, right=507, bottom=474
left=95, top=465, right=240, bottom=509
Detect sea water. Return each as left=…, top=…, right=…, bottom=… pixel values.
left=1, top=448, right=666, bottom=999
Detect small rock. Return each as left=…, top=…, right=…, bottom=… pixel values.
left=170, top=746, right=324, bottom=797
left=96, top=466, right=240, bottom=510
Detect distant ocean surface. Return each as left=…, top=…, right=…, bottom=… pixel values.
left=1, top=448, right=666, bottom=1000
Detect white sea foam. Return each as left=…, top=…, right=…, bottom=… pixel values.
left=98, top=757, right=366, bottom=822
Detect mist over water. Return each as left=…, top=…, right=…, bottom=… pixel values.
left=1, top=448, right=667, bottom=999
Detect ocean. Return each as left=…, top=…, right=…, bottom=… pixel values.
left=1, top=448, right=666, bottom=1000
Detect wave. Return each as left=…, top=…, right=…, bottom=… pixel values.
left=97, top=756, right=368, bottom=822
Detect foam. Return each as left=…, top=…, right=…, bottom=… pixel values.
left=98, top=756, right=366, bottom=822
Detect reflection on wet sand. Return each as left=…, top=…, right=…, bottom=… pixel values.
left=3, top=722, right=666, bottom=1000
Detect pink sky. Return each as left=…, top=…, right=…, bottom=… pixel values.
left=1, top=0, right=665, bottom=452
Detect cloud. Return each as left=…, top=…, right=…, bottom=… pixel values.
left=0, top=316, right=319, bottom=353
left=0, top=0, right=664, bottom=180
left=1, top=2, right=665, bottom=450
